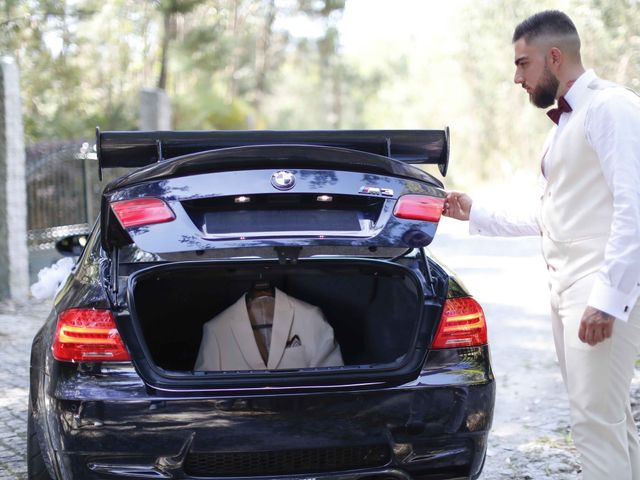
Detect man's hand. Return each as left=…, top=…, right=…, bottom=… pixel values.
left=443, top=192, right=473, bottom=221
left=578, top=306, right=615, bottom=346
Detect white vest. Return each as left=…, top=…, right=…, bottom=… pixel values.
left=539, top=79, right=620, bottom=292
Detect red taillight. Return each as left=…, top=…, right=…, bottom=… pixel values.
left=393, top=195, right=444, bottom=222
left=431, top=297, right=488, bottom=349
left=111, top=198, right=175, bottom=228
left=52, top=309, right=131, bottom=362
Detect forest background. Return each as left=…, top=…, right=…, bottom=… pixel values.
left=2, top=0, right=639, bottom=188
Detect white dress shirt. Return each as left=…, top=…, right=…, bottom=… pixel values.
left=469, top=70, right=640, bottom=321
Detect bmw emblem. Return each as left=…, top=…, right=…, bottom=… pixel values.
left=271, top=170, right=296, bottom=190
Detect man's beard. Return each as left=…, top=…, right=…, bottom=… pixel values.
left=531, top=64, right=559, bottom=108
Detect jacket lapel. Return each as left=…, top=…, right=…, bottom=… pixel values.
left=267, top=288, right=294, bottom=369
left=229, top=294, right=267, bottom=370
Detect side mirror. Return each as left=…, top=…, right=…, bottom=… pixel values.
left=55, top=234, right=88, bottom=257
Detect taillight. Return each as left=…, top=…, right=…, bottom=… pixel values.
left=52, top=309, right=131, bottom=362
left=111, top=198, right=175, bottom=228
left=431, top=297, right=488, bottom=349
left=393, top=194, right=444, bottom=222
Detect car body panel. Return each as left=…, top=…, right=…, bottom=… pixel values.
left=103, top=166, right=443, bottom=254
left=32, top=339, right=493, bottom=480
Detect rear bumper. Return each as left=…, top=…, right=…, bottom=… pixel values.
left=37, top=348, right=494, bottom=480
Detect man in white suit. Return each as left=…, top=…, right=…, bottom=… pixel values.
left=194, top=288, right=343, bottom=371
left=444, top=10, right=640, bottom=479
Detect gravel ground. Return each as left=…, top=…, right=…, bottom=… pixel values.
left=431, top=217, right=640, bottom=479
left=0, top=300, right=50, bottom=480
left=1, top=220, right=639, bottom=479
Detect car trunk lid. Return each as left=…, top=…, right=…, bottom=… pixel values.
left=101, top=148, right=445, bottom=256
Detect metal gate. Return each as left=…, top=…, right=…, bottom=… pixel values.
left=26, top=139, right=125, bottom=250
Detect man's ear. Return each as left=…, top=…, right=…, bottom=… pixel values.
left=549, top=47, right=563, bottom=67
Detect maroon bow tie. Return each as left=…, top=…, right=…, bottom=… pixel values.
left=547, top=96, right=572, bottom=124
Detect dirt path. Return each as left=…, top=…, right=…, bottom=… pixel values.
left=432, top=217, right=640, bottom=479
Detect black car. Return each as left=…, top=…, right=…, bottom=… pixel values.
left=28, top=129, right=494, bottom=480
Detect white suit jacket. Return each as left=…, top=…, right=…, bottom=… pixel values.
left=194, top=288, right=343, bottom=371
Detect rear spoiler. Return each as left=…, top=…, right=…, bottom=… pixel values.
left=95, top=128, right=450, bottom=180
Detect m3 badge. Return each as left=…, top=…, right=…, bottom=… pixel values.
left=359, top=186, right=394, bottom=197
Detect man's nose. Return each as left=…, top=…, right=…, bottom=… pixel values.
left=514, top=71, right=523, bottom=84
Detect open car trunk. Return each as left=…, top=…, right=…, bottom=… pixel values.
left=127, top=258, right=437, bottom=384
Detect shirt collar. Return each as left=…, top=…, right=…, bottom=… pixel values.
left=563, top=69, right=597, bottom=110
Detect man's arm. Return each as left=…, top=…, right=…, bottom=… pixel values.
left=579, top=89, right=640, bottom=344
left=444, top=191, right=541, bottom=237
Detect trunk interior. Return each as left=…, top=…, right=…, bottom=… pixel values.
left=128, top=259, right=428, bottom=373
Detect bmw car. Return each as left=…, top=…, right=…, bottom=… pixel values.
left=28, top=129, right=494, bottom=480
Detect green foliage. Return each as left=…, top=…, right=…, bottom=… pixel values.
left=173, top=82, right=250, bottom=129
left=296, top=0, right=345, bottom=17
left=155, top=0, right=203, bottom=15
left=5, top=0, right=640, bottom=187
left=3, top=0, right=350, bottom=141
left=447, top=0, right=640, bottom=186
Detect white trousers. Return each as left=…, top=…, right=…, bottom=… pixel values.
left=550, top=274, right=640, bottom=480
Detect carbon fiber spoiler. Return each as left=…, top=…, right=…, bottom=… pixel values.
left=95, top=128, right=450, bottom=180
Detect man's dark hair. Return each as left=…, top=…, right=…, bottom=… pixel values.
left=512, top=10, right=579, bottom=44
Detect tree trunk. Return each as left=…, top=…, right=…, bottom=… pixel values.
left=252, top=0, right=276, bottom=119
left=157, top=9, right=172, bottom=90
left=331, top=66, right=341, bottom=129
left=228, top=0, right=240, bottom=98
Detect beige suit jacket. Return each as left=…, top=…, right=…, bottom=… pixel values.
left=194, top=288, right=343, bottom=371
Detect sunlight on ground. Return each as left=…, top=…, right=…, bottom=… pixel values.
left=0, top=388, right=27, bottom=408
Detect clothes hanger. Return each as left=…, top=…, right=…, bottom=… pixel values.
left=246, top=280, right=275, bottom=331
left=248, top=280, right=275, bottom=301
